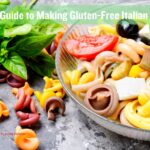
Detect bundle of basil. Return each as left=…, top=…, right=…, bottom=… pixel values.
left=0, top=0, right=63, bottom=80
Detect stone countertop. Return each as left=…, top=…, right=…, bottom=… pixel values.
left=1, top=0, right=150, bottom=150
left=0, top=77, right=150, bottom=150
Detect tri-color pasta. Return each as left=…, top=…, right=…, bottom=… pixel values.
left=64, top=19, right=150, bottom=130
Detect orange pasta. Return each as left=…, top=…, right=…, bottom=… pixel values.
left=14, top=126, right=40, bottom=150
left=0, top=101, right=9, bottom=118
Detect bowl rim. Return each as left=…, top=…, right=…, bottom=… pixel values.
left=55, top=12, right=150, bottom=135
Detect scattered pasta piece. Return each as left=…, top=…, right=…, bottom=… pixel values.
left=14, top=126, right=40, bottom=150
left=12, top=82, right=34, bottom=96
left=35, top=77, right=65, bottom=109
left=44, top=97, right=65, bottom=121
left=124, top=100, right=150, bottom=130
left=0, top=101, right=9, bottom=118
left=13, top=83, right=40, bottom=127
left=84, top=84, right=119, bottom=117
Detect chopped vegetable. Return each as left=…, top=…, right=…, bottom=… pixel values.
left=129, top=65, right=144, bottom=78
left=98, top=24, right=117, bottom=35
left=64, top=35, right=119, bottom=61
left=88, top=24, right=117, bottom=36
left=70, top=70, right=81, bottom=85
left=79, top=72, right=95, bottom=84
left=111, top=61, right=132, bottom=80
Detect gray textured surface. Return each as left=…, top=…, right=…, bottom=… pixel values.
left=1, top=0, right=150, bottom=150
left=0, top=77, right=150, bottom=150
left=0, top=78, right=150, bottom=150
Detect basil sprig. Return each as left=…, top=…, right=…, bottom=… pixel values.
left=0, top=0, right=63, bottom=80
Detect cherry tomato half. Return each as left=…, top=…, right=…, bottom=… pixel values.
left=64, top=35, right=119, bottom=61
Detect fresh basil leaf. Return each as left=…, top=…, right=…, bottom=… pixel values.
left=0, top=40, right=9, bottom=63
left=4, top=24, right=32, bottom=38
left=0, top=0, right=10, bottom=5
left=1, top=40, right=9, bottom=49
left=6, top=30, right=43, bottom=48
left=8, top=34, right=55, bottom=57
left=3, top=6, right=28, bottom=28
left=32, top=19, right=64, bottom=35
left=0, top=23, right=5, bottom=38
left=3, top=5, right=34, bottom=28
left=0, top=0, right=10, bottom=11
left=0, top=48, right=8, bottom=63
left=2, top=52, right=27, bottom=79
left=27, top=52, right=55, bottom=77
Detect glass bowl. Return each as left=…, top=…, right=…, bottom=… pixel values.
left=55, top=23, right=150, bottom=141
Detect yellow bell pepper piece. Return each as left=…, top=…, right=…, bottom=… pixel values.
left=138, top=101, right=150, bottom=117
left=88, top=24, right=117, bottom=36
left=70, top=70, right=81, bottom=85
left=111, top=61, right=132, bottom=80
left=79, top=72, right=95, bottom=84
left=98, top=24, right=117, bottom=35
left=129, top=65, right=144, bottom=78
